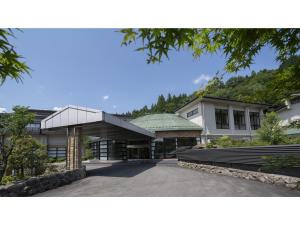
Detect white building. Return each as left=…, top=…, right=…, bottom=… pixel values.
left=276, top=93, right=300, bottom=126
left=276, top=93, right=300, bottom=137
left=175, top=96, right=270, bottom=143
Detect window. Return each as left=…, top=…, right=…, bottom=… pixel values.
left=26, top=123, right=41, bottom=133
left=215, top=108, right=229, bottom=129
left=234, top=110, right=246, bottom=130
left=250, top=112, right=260, bottom=130
left=187, top=108, right=198, bottom=118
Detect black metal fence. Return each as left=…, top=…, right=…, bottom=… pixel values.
left=177, top=144, right=300, bottom=166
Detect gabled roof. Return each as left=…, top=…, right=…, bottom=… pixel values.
left=41, top=105, right=155, bottom=138
left=130, top=113, right=202, bottom=132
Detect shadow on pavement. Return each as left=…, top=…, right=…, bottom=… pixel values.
left=86, top=160, right=160, bottom=178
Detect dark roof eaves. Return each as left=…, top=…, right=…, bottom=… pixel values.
left=175, top=95, right=271, bottom=112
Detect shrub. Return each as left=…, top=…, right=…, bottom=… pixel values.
left=47, top=157, right=65, bottom=163
left=206, top=142, right=216, bottom=149
left=8, top=135, right=47, bottom=177
left=0, top=176, right=15, bottom=185
left=216, top=136, right=234, bottom=148
left=257, top=112, right=287, bottom=145
left=286, top=136, right=300, bottom=144
left=83, top=148, right=94, bottom=160
left=260, top=155, right=300, bottom=173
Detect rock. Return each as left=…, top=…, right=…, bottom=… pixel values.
left=178, top=161, right=300, bottom=191
left=0, top=167, right=86, bottom=197
left=286, top=183, right=298, bottom=189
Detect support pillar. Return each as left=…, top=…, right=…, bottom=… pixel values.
left=196, top=137, right=201, bottom=145
left=245, top=107, right=251, bottom=131
left=67, top=126, right=82, bottom=170
left=229, top=105, right=235, bottom=131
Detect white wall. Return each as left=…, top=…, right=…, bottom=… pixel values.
left=278, top=102, right=300, bottom=126
left=177, top=100, right=265, bottom=142
left=179, top=101, right=203, bottom=127
left=201, top=102, right=261, bottom=137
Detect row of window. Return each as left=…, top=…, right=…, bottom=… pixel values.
left=215, top=109, right=260, bottom=130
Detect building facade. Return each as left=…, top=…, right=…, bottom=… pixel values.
left=28, top=94, right=300, bottom=159
left=27, top=109, right=67, bottom=158
left=175, top=96, right=269, bottom=143
left=130, top=113, right=202, bottom=159
left=276, top=93, right=300, bottom=137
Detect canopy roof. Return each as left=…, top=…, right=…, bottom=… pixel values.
left=130, top=113, right=202, bottom=132
left=41, top=105, right=155, bottom=139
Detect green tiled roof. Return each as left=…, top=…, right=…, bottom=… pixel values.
left=130, top=113, right=202, bottom=132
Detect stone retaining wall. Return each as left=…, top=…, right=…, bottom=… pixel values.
left=0, top=167, right=86, bottom=197
left=178, top=161, right=300, bottom=190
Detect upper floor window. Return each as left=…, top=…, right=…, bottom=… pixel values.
left=26, top=123, right=41, bottom=132
left=234, top=110, right=246, bottom=130
left=187, top=108, right=198, bottom=118
left=250, top=112, right=260, bottom=130
left=215, top=108, right=229, bottom=129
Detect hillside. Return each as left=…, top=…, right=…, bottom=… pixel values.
left=124, top=56, right=300, bottom=118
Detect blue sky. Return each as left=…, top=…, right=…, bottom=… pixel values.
left=0, top=29, right=280, bottom=113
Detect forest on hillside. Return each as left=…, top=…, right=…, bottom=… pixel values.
left=123, top=56, right=300, bottom=118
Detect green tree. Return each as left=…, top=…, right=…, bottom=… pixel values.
left=0, top=106, right=34, bottom=182
left=257, top=112, right=286, bottom=145
left=155, top=95, right=166, bottom=113
left=8, top=135, right=47, bottom=177
left=126, top=56, right=299, bottom=117
left=0, top=29, right=30, bottom=84
left=121, top=28, right=300, bottom=73
left=82, top=136, right=94, bottom=160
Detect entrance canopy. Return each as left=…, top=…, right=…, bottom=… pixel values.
left=41, top=105, right=155, bottom=140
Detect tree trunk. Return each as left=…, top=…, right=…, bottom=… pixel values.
left=0, top=160, right=8, bottom=183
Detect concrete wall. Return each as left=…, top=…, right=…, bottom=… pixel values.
left=278, top=102, right=300, bottom=126
left=179, top=101, right=204, bottom=127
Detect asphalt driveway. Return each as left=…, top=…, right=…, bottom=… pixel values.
left=36, top=160, right=300, bottom=197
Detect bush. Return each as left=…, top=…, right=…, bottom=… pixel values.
left=286, top=136, right=300, bottom=144
left=47, top=157, right=66, bottom=163
left=0, top=176, right=15, bottom=185
left=206, top=142, right=216, bottom=149
left=260, top=155, right=300, bottom=173
left=213, top=136, right=272, bottom=148
left=216, top=136, right=234, bottom=148
left=8, top=135, right=48, bottom=177
left=257, top=112, right=287, bottom=145
left=83, top=148, right=94, bottom=160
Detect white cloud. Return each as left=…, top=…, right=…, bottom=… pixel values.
left=0, top=107, right=7, bottom=113
left=53, top=106, right=63, bottom=111
left=103, top=95, right=109, bottom=101
left=193, top=74, right=211, bottom=85
left=113, top=105, right=117, bottom=109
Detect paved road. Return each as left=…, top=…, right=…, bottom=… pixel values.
left=36, top=161, right=300, bottom=197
